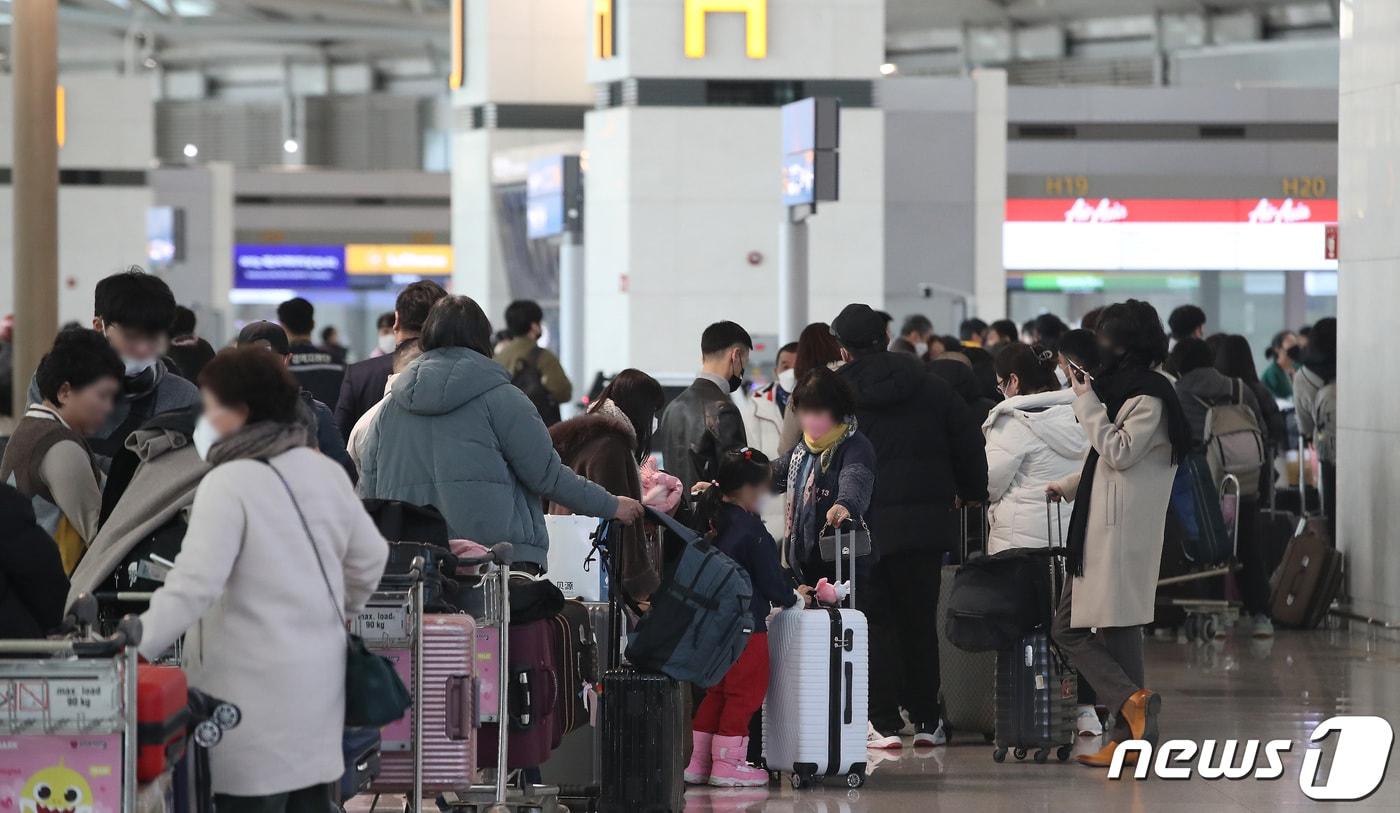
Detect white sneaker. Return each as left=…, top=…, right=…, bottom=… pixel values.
left=1075, top=705, right=1103, bottom=737
left=898, top=708, right=915, bottom=736
left=866, top=722, right=903, bottom=750
left=1251, top=614, right=1275, bottom=639
left=912, top=720, right=947, bottom=747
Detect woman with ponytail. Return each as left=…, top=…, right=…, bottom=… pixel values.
left=683, top=448, right=811, bottom=788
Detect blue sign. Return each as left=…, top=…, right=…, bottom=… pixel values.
left=234, top=245, right=347, bottom=289
left=526, top=155, right=582, bottom=239
left=783, top=150, right=817, bottom=207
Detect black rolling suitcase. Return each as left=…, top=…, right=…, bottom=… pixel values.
left=597, top=521, right=686, bottom=813
left=992, top=502, right=1077, bottom=764
left=938, top=508, right=997, bottom=741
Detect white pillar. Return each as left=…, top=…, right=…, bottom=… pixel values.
left=558, top=232, right=586, bottom=416
left=778, top=214, right=810, bottom=344
left=1336, top=0, right=1400, bottom=623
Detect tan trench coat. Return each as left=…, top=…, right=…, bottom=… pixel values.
left=1054, top=390, right=1178, bottom=629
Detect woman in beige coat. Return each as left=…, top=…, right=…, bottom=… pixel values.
left=1047, top=299, right=1191, bottom=769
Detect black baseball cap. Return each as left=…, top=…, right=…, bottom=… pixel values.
left=236, top=320, right=291, bottom=355
left=831, top=304, right=887, bottom=351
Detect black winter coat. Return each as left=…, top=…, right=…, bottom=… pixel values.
left=0, top=482, right=69, bottom=638
left=840, top=351, right=989, bottom=557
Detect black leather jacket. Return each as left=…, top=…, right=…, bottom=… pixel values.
left=654, top=377, right=747, bottom=493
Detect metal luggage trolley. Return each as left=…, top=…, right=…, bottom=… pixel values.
left=355, top=555, right=428, bottom=811
left=439, top=542, right=568, bottom=813
left=0, top=603, right=143, bottom=812
left=1156, top=473, right=1244, bottom=642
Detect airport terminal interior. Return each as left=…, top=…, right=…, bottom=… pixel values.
left=2, top=1, right=1399, bottom=811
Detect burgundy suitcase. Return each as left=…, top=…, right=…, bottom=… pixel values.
left=549, top=600, right=599, bottom=739
left=477, top=618, right=562, bottom=770
left=372, top=614, right=477, bottom=795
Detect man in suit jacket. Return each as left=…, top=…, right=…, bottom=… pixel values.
left=333, top=280, right=447, bottom=441
left=655, top=321, right=752, bottom=493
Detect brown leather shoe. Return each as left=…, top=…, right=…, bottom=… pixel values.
left=1076, top=740, right=1134, bottom=768
left=1119, top=689, right=1162, bottom=745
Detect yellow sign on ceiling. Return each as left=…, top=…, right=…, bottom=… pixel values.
left=594, top=0, right=616, bottom=59
left=685, top=0, right=768, bottom=59
left=345, top=244, right=453, bottom=276
left=449, top=0, right=465, bottom=90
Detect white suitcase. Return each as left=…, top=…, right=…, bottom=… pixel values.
left=763, top=526, right=869, bottom=790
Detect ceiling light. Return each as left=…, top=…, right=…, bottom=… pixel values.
left=879, top=62, right=898, bottom=76
left=143, top=56, right=158, bottom=69
left=283, top=139, right=300, bottom=154
left=182, top=143, right=198, bottom=159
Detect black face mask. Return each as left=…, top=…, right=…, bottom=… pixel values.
left=728, top=373, right=744, bottom=393
left=1095, top=344, right=1124, bottom=375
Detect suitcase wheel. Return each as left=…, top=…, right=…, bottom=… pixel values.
left=1033, top=748, right=1049, bottom=764
left=1014, top=747, right=1027, bottom=761
left=845, top=772, right=865, bottom=789
left=1057, top=744, right=1073, bottom=762
left=790, top=773, right=808, bottom=790
left=992, top=747, right=1007, bottom=763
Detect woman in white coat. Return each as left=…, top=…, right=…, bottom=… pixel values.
left=982, top=343, right=1087, bottom=556
left=138, top=347, right=389, bottom=811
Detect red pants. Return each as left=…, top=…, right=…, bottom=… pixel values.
left=693, top=632, right=770, bottom=737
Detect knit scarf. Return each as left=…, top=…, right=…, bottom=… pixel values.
left=1065, top=359, right=1190, bottom=577
left=206, top=415, right=314, bottom=467
left=802, top=420, right=855, bottom=474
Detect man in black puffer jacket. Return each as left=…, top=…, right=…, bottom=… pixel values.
left=832, top=304, right=989, bottom=748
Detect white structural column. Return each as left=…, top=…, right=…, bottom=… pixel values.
left=881, top=72, right=1007, bottom=331
left=11, top=0, right=60, bottom=417
left=450, top=0, right=591, bottom=327
left=585, top=0, right=886, bottom=375
left=1337, top=1, right=1400, bottom=622
left=558, top=233, right=585, bottom=416
left=777, top=214, right=809, bottom=344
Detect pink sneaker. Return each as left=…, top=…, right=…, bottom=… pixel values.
left=707, top=735, right=769, bottom=788
left=684, top=730, right=714, bottom=784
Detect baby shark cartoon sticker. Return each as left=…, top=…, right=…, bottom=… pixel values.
left=19, top=761, right=93, bottom=813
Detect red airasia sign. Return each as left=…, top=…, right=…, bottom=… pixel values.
left=1006, top=197, right=1339, bottom=224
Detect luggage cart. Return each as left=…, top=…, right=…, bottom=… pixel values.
left=438, top=542, right=568, bottom=813
left=0, top=600, right=143, bottom=813
left=1156, top=473, right=1244, bottom=642
left=357, top=556, right=428, bottom=811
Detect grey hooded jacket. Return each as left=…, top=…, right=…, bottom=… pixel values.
left=358, top=346, right=617, bottom=568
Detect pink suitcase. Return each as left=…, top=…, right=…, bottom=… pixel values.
left=372, top=614, right=477, bottom=794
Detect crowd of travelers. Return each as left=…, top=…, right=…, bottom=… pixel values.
left=0, top=267, right=1339, bottom=803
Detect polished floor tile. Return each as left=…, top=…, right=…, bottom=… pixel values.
left=686, top=624, right=1400, bottom=811
left=352, top=623, right=1400, bottom=811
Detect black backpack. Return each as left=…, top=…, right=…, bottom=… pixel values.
left=511, top=347, right=561, bottom=426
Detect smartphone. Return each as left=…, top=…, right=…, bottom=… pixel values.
left=1065, top=357, right=1093, bottom=384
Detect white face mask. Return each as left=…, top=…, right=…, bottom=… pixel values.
left=377, top=333, right=397, bottom=354
left=913, top=342, right=929, bottom=357
left=755, top=494, right=773, bottom=515
left=651, top=416, right=660, bottom=434
left=192, top=415, right=222, bottom=461
left=777, top=368, right=797, bottom=393
left=123, top=356, right=158, bottom=378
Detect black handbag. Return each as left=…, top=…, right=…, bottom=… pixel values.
left=818, top=521, right=872, bottom=562
left=264, top=462, right=411, bottom=727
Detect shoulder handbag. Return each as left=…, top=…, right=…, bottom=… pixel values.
left=818, top=520, right=872, bottom=562
left=261, top=460, right=410, bottom=727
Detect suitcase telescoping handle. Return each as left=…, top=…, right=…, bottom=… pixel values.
left=831, top=522, right=857, bottom=609
left=1045, top=495, right=1067, bottom=617
left=1298, top=434, right=1325, bottom=519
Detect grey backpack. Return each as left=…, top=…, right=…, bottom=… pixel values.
left=1198, top=378, right=1266, bottom=495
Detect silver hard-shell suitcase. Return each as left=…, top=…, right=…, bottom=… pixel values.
left=764, top=526, right=868, bottom=790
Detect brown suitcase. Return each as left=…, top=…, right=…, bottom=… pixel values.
left=1270, top=529, right=1342, bottom=628
left=1269, top=438, right=1342, bottom=629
